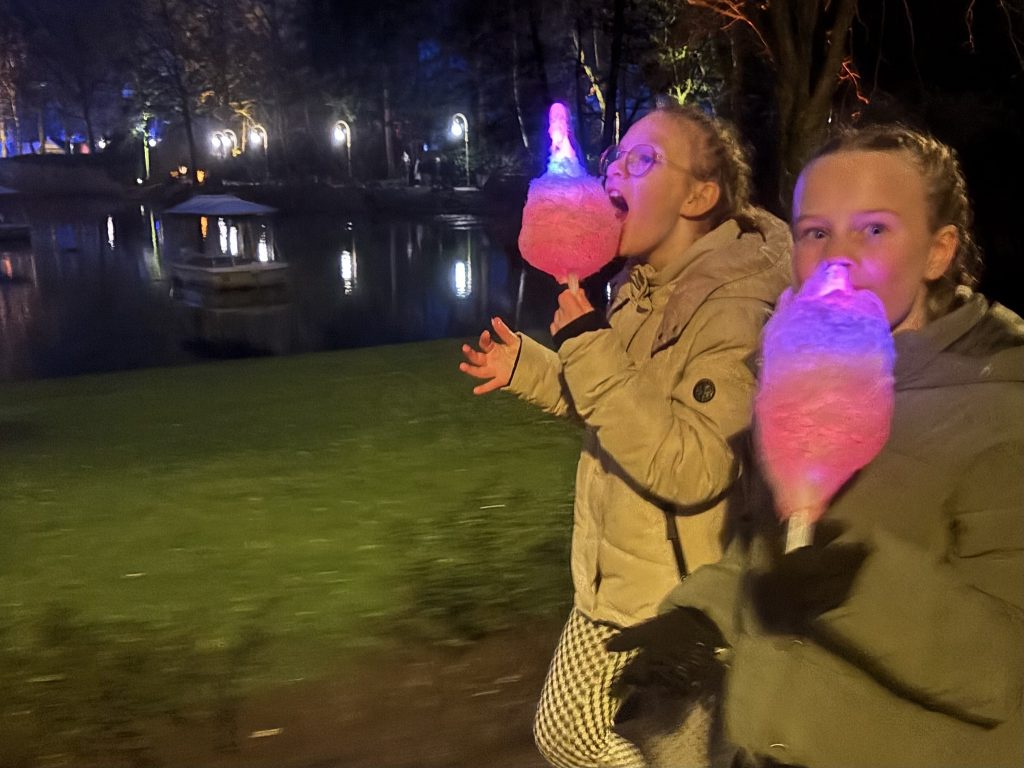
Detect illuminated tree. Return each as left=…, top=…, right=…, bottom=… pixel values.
left=131, top=0, right=219, bottom=183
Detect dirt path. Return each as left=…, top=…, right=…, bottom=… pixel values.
left=150, top=620, right=564, bottom=768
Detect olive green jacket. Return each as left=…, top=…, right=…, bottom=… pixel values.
left=507, top=210, right=792, bottom=626
left=663, top=292, right=1024, bottom=767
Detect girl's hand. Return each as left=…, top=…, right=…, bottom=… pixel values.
left=550, top=288, right=595, bottom=336
left=458, top=317, right=521, bottom=395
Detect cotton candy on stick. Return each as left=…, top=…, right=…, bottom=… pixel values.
left=755, top=262, right=896, bottom=552
left=518, top=103, right=623, bottom=292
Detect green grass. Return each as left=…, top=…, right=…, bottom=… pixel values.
left=0, top=340, right=580, bottom=763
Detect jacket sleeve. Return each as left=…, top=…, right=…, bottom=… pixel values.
left=557, top=298, right=765, bottom=508
left=659, top=543, right=746, bottom=645
left=815, top=440, right=1024, bottom=726
left=504, top=332, right=573, bottom=418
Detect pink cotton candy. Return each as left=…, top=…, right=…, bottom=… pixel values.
left=517, top=103, right=623, bottom=283
left=755, top=262, right=895, bottom=529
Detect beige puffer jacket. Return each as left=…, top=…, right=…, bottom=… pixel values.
left=507, top=209, right=792, bottom=626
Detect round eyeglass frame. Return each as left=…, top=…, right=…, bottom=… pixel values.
left=598, top=143, right=691, bottom=178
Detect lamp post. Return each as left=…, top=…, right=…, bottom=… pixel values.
left=212, top=129, right=239, bottom=161
left=333, top=120, right=352, bottom=178
left=248, top=123, right=268, bottom=151
left=249, top=124, right=269, bottom=179
left=450, top=112, right=470, bottom=187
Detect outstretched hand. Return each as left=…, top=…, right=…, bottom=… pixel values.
left=459, top=316, right=522, bottom=395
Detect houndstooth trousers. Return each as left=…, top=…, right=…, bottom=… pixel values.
left=534, top=608, right=717, bottom=768
left=534, top=608, right=647, bottom=768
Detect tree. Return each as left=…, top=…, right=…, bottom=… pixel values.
left=131, top=0, right=223, bottom=183
left=0, top=2, right=27, bottom=157
left=678, top=0, right=858, bottom=207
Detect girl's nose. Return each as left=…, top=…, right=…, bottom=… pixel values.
left=822, top=234, right=856, bottom=265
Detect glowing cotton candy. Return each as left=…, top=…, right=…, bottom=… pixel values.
left=518, top=103, right=623, bottom=287
left=754, top=262, right=896, bottom=550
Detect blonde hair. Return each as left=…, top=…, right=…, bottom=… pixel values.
left=810, top=124, right=981, bottom=317
left=653, top=99, right=752, bottom=227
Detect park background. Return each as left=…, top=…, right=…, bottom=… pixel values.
left=0, top=1, right=1022, bottom=766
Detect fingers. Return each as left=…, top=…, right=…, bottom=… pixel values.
left=557, top=288, right=593, bottom=314
left=458, top=359, right=494, bottom=380
left=472, top=378, right=505, bottom=396
left=477, top=329, right=494, bottom=352
left=460, top=343, right=488, bottom=367
left=606, top=625, right=648, bottom=653
left=491, top=317, right=519, bottom=346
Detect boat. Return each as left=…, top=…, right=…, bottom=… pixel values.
left=170, top=248, right=289, bottom=291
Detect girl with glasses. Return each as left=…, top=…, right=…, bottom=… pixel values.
left=459, top=101, right=792, bottom=768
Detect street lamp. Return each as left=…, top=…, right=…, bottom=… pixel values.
left=450, top=112, right=470, bottom=187
left=332, top=120, right=352, bottom=178
left=248, top=124, right=268, bottom=150
left=248, top=124, right=269, bottom=179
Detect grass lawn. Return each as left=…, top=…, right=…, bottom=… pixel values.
left=0, top=339, right=580, bottom=764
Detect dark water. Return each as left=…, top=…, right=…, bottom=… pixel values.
left=0, top=196, right=585, bottom=382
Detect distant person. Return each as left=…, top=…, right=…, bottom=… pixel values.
left=459, top=102, right=791, bottom=768
left=610, top=124, right=1024, bottom=768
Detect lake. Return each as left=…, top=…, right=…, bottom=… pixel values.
left=0, top=196, right=589, bottom=382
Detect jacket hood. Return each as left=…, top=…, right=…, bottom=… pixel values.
left=895, top=291, right=1024, bottom=390
left=649, top=207, right=792, bottom=352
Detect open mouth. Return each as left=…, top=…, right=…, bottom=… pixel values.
left=608, top=190, right=629, bottom=215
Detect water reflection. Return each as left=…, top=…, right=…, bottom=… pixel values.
left=339, top=250, right=357, bottom=295
left=0, top=197, right=573, bottom=382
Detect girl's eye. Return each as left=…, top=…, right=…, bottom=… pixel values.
left=865, top=223, right=887, bottom=236
left=797, top=228, right=827, bottom=241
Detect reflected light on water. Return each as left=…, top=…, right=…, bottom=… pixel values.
left=257, top=229, right=270, bottom=262
left=145, top=210, right=162, bottom=280
left=106, top=216, right=116, bottom=249
left=453, top=259, right=472, bottom=298
left=339, top=250, right=357, bottom=295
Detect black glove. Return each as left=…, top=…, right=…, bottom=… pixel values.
left=751, top=522, right=869, bottom=633
left=607, top=607, right=727, bottom=701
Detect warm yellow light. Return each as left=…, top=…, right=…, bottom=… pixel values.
left=196, top=169, right=207, bottom=183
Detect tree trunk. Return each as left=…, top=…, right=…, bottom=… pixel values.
left=600, top=0, right=626, bottom=151
left=509, top=0, right=530, bottom=151
left=526, top=0, right=551, bottom=106
left=768, top=0, right=858, bottom=203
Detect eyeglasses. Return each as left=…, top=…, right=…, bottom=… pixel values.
left=598, top=143, right=691, bottom=178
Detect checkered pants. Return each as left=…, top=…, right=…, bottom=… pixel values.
left=533, top=608, right=647, bottom=768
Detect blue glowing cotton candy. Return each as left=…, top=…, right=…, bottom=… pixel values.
left=518, top=103, right=622, bottom=288
left=755, top=262, right=896, bottom=550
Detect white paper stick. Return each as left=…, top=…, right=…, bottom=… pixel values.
left=567, top=272, right=580, bottom=294
left=785, top=509, right=813, bottom=552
